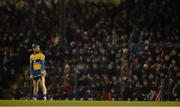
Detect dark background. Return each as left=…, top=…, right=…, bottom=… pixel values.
left=0, top=0, right=179, bottom=100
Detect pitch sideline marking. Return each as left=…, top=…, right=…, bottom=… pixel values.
left=0, top=106, right=180, bottom=107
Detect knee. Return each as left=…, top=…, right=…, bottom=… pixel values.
left=41, top=84, right=46, bottom=88
left=33, top=83, right=38, bottom=88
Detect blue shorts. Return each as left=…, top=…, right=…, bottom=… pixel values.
left=32, top=70, right=41, bottom=77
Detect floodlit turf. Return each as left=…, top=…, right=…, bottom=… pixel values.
left=0, top=100, right=179, bottom=106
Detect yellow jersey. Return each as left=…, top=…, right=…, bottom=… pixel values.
left=29, top=52, right=45, bottom=77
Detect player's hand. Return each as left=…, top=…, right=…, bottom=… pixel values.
left=41, top=71, right=46, bottom=77
left=30, top=75, right=33, bottom=79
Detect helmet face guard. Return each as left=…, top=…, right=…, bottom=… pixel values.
left=32, top=44, right=40, bottom=48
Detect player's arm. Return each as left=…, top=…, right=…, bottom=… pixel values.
left=29, top=55, right=33, bottom=78
left=40, top=54, right=46, bottom=76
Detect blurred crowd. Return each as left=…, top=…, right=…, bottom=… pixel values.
left=0, top=0, right=179, bottom=100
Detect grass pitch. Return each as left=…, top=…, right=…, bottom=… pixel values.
left=0, top=100, right=179, bottom=106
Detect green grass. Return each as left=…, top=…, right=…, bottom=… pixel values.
left=0, top=100, right=179, bottom=106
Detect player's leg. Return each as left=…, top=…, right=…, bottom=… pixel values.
left=33, top=78, right=40, bottom=100
left=40, top=76, right=47, bottom=100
